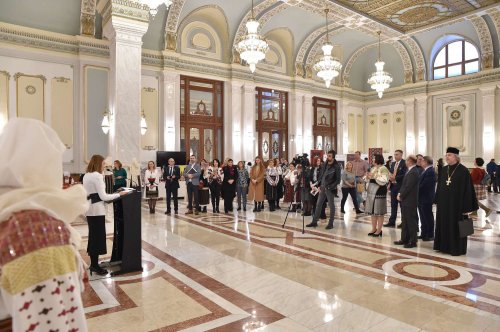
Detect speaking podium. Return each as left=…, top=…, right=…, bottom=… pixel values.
left=110, top=190, right=142, bottom=275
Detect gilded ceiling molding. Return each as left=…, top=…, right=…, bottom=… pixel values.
left=97, top=0, right=149, bottom=26
left=80, top=0, right=96, bottom=36
left=468, top=15, right=494, bottom=70
left=164, top=0, right=187, bottom=50
left=400, top=37, right=426, bottom=81
left=486, top=9, right=500, bottom=53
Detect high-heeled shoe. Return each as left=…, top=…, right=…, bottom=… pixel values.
left=89, top=266, right=108, bottom=276
left=368, top=230, right=376, bottom=236
left=371, top=231, right=383, bottom=237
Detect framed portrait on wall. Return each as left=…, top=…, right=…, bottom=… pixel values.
left=310, top=149, right=324, bottom=164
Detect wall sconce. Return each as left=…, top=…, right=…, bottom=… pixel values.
left=140, top=110, right=148, bottom=136
left=101, top=108, right=112, bottom=135
left=290, top=134, right=295, bottom=142
left=338, top=119, right=345, bottom=126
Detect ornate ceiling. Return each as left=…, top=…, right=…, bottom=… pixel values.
left=332, top=0, right=499, bottom=32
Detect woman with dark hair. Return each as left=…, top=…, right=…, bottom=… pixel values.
left=84, top=154, right=126, bottom=275
left=236, top=161, right=250, bottom=211
left=471, top=157, right=491, bottom=216
left=198, top=159, right=210, bottom=213
left=364, top=154, right=389, bottom=237
left=145, top=160, right=160, bottom=213
left=207, top=159, right=223, bottom=213
left=113, top=160, right=127, bottom=191
left=284, top=163, right=299, bottom=211
left=222, top=159, right=238, bottom=213
left=310, top=157, right=326, bottom=219
left=266, top=159, right=279, bottom=211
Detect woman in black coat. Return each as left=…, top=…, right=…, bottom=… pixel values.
left=222, top=159, right=238, bottom=213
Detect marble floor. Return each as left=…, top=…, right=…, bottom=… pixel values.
left=73, top=196, right=500, bottom=332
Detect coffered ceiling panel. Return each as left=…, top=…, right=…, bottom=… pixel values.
left=332, top=0, right=498, bottom=32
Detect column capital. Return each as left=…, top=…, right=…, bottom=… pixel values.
left=479, top=85, right=497, bottom=96
left=243, top=83, right=255, bottom=94
left=231, top=80, right=244, bottom=90
left=97, top=0, right=149, bottom=25
left=402, top=97, right=415, bottom=106
left=98, top=0, right=149, bottom=43
left=414, top=95, right=428, bottom=103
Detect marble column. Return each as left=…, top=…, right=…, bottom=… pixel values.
left=302, top=94, right=313, bottom=155
left=337, top=99, right=347, bottom=155
left=242, top=83, right=256, bottom=162
left=415, top=95, right=428, bottom=155
left=162, top=70, right=180, bottom=151
left=230, top=81, right=244, bottom=161
left=98, top=0, right=149, bottom=164
left=289, top=92, right=302, bottom=158
left=480, top=85, right=497, bottom=159
left=403, top=98, right=416, bottom=155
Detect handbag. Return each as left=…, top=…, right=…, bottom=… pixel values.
left=458, top=217, right=474, bottom=238
left=356, top=182, right=365, bottom=193
left=198, top=179, right=205, bottom=189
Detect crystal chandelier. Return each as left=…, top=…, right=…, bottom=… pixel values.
left=139, top=0, right=172, bottom=18
left=313, top=9, right=342, bottom=88
left=235, top=0, right=269, bottom=73
left=367, top=31, right=393, bottom=98
left=140, top=111, right=148, bottom=135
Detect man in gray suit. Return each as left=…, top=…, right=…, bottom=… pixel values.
left=394, top=155, right=420, bottom=248
left=183, top=154, right=201, bottom=215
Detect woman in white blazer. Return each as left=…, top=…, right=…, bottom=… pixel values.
left=83, top=155, right=126, bottom=275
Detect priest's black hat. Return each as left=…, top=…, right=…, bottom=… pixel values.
left=446, top=147, right=460, bottom=155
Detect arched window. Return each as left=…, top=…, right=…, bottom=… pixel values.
left=433, top=40, right=479, bottom=80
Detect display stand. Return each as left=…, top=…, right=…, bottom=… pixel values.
left=109, top=190, right=142, bottom=275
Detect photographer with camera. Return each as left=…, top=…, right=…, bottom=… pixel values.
left=306, top=150, right=341, bottom=229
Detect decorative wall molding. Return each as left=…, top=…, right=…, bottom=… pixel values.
left=14, top=73, right=47, bottom=84
left=468, top=15, right=494, bottom=70
left=0, top=70, right=10, bottom=80
left=54, top=76, right=71, bottom=83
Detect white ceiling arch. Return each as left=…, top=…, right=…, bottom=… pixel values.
left=342, top=40, right=413, bottom=87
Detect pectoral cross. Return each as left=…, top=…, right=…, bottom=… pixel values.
left=446, top=178, right=451, bottom=186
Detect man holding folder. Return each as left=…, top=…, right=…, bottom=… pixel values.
left=164, top=158, right=180, bottom=215
left=184, top=155, right=201, bottom=215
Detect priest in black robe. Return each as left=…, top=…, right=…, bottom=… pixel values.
left=434, top=147, right=478, bottom=256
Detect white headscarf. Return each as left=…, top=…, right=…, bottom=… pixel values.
left=0, top=118, right=88, bottom=245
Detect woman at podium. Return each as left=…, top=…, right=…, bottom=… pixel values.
left=83, top=155, right=126, bottom=275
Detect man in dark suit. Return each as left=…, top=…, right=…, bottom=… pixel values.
left=306, top=150, right=341, bottom=230
left=418, top=156, right=436, bottom=241
left=394, top=155, right=420, bottom=248
left=164, top=158, right=180, bottom=215
left=385, top=150, right=407, bottom=227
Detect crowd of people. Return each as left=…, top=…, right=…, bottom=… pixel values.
left=127, top=147, right=496, bottom=258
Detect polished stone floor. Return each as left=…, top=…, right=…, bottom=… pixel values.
left=73, top=196, right=500, bottom=331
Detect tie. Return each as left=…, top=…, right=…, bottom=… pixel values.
left=393, top=161, right=399, bottom=176
left=170, top=167, right=173, bottom=176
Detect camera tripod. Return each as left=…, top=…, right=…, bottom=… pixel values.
left=282, top=187, right=305, bottom=234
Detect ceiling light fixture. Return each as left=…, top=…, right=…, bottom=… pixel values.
left=313, top=9, right=342, bottom=88
left=140, top=110, right=148, bottom=136
left=235, top=0, right=269, bottom=73
left=139, top=0, right=172, bottom=18
left=367, top=31, right=393, bottom=98
left=101, top=108, right=112, bottom=135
